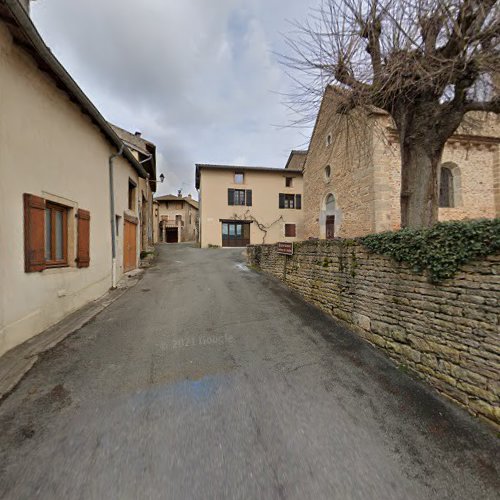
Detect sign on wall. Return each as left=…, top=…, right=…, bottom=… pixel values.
left=277, top=242, right=294, bottom=255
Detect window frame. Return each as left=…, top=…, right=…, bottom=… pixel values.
left=128, top=179, right=137, bottom=211
left=44, top=201, right=68, bottom=268
left=233, top=189, right=246, bottom=206
left=284, top=194, right=295, bottom=209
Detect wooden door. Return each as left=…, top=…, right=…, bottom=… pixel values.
left=222, top=222, right=250, bottom=247
left=124, top=219, right=137, bottom=272
left=326, top=215, right=335, bottom=240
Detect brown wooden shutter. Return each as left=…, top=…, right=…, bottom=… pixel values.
left=295, top=194, right=302, bottom=209
left=24, top=193, right=46, bottom=273
left=77, top=209, right=90, bottom=268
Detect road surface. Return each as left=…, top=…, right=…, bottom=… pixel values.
left=0, top=243, right=498, bottom=499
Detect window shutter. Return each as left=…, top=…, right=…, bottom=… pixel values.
left=279, top=193, right=285, bottom=209
left=295, top=194, right=302, bottom=209
left=228, top=189, right=235, bottom=206
left=24, top=194, right=46, bottom=273
left=77, top=209, right=90, bottom=268
left=246, top=190, right=252, bottom=206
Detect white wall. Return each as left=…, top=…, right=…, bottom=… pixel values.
left=0, top=22, right=140, bottom=356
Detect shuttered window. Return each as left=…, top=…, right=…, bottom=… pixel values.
left=279, top=193, right=301, bottom=209
left=76, top=209, right=90, bottom=268
left=24, top=193, right=89, bottom=272
left=228, top=189, right=249, bottom=206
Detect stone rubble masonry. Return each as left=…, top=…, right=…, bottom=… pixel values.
left=247, top=241, right=500, bottom=429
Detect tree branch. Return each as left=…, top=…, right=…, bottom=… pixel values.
left=464, top=97, right=500, bottom=113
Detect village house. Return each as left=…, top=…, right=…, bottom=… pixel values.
left=0, top=0, right=152, bottom=356
left=302, top=85, right=500, bottom=239
left=195, top=164, right=304, bottom=248
left=153, top=193, right=199, bottom=243
left=111, top=124, right=157, bottom=253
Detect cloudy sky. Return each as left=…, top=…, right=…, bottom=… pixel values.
left=31, top=0, right=318, bottom=198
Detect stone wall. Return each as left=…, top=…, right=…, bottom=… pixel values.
left=248, top=241, right=500, bottom=428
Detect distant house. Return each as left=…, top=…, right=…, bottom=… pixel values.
left=154, top=194, right=199, bottom=243
left=195, top=164, right=304, bottom=248
left=110, top=125, right=157, bottom=252
left=0, top=0, right=150, bottom=356
left=302, top=85, right=500, bottom=239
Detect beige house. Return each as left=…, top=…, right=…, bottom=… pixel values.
left=303, top=85, right=500, bottom=239
left=0, top=0, right=149, bottom=356
left=111, top=125, right=157, bottom=252
left=153, top=194, right=199, bottom=243
left=196, top=164, right=304, bottom=248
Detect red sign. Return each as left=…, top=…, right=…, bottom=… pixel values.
left=277, top=242, right=293, bottom=255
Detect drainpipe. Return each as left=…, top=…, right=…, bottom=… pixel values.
left=109, top=146, right=124, bottom=289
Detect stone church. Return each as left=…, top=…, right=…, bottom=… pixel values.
left=302, top=86, right=500, bottom=239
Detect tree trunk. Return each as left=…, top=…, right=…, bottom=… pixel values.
left=400, top=140, right=443, bottom=229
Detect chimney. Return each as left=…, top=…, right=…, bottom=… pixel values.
left=134, top=131, right=142, bottom=138
left=187, top=194, right=192, bottom=199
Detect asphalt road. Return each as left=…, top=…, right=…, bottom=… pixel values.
left=0, top=243, right=498, bottom=499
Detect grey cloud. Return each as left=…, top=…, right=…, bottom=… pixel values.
left=32, top=0, right=317, bottom=198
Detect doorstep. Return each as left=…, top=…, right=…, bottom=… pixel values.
left=0, top=269, right=144, bottom=401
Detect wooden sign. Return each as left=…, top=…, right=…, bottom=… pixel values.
left=277, top=242, right=293, bottom=255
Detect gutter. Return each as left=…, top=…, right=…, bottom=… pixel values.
left=109, top=147, right=124, bottom=289
left=4, top=0, right=147, bottom=179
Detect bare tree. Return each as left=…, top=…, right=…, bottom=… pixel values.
left=282, top=0, right=500, bottom=228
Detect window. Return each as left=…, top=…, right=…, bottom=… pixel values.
left=234, top=172, right=244, bottom=184
left=128, top=179, right=137, bottom=210
left=279, top=193, right=301, bottom=209
left=221, top=221, right=251, bottom=247
left=324, top=165, right=331, bottom=181
left=44, top=202, right=68, bottom=267
left=23, top=194, right=90, bottom=272
left=176, top=214, right=183, bottom=227
left=285, top=224, right=296, bottom=237
left=439, top=166, right=454, bottom=207
left=285, top=177, right=293, bottom=187
left=326, top=134, right=332, bottom=146
left=228, top=189, right=252, bottom=206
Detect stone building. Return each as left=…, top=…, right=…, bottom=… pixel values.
left=154, top=194, right=199, bottom=243
left=195, top=164, right=304, bottom=248
left=303, top=86, right=500, bottom=239
left=0, top=0, right=150, bottom=356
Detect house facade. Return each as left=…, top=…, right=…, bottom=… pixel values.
left=303, top=85, right=500, bottom=239
left=111, top=125, right=157, bottom=253
left=153, top=194, right=199, bottom=243
left=0, top=0, right=148, bottom=356
left=196, top=164, right=304, bottom=248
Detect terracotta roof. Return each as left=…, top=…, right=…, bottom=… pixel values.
left=155, top=194, right=199, bottom=209
left=195, top=163, right=303, bottom=189
left=0, top=0, right=146, bottom=178
left=284, top=150, right=308, bottom=170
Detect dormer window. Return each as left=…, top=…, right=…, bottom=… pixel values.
left=234, top=172, right=244, bottom=184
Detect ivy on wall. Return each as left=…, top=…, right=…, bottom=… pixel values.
left=360, top=219, right=500, bottom=282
